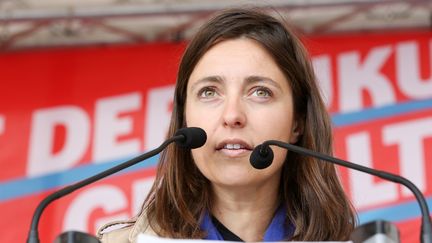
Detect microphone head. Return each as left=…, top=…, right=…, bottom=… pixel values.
left=175, top=127, right=207, bottom=149
left=250, top=144, right=274, bottom=169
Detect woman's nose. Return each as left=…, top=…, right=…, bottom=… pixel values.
left=222, top=97, right=246, bottom=128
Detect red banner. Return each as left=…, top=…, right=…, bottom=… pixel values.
left=1, top=31, right=431, bottom=242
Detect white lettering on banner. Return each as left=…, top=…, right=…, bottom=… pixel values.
left=132, top=178, right=155, bottom=215
left=144, top=86, right=175, bottom=150
left=383, top=117, right=432, bottom=196
left=0, top=115, right=5, bottom=135
left=338, top=46, right=395, bottom=112
left=64, top=185, right=129, bottom=232
left=396, top=41, right=432, bottom=99
left=347, top=132, right=398, bottom=209
left=27, top=106, right=90, bottom=176
left=312, top=55, right=333, bottom=107
left=93, top=92, right=142, bottom=163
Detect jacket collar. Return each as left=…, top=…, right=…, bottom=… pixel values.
left=129, top=211, right=157, bottom=242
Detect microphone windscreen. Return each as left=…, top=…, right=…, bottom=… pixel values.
left=175, top=127, right=207, bottom=149
left=250, top=144, right=274, bottom=169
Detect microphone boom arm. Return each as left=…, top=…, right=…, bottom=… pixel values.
left=27, top=134, right=183, bottom=243
left=260, top=140, right=432, bottom=243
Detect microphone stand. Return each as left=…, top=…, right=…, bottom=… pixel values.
left=253, top=140, right=432, bottom=243
left=27, top=135, right=183, bottom=243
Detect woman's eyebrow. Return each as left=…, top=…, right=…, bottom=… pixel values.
left=190, top=75, right=224, bottom=91
left=245, top=75, right=282, bottom=89
left=190, top=75, right=283, bottom=91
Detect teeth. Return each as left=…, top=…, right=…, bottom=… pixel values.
left=224, top=144, right=242, bottom=149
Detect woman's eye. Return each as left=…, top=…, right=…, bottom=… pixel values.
left=199, top=87, right=217, bottom=98
left=252, top=87, right=272, bottom=97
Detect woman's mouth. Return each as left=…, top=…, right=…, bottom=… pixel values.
left=216, top=140, right=253, bottom=157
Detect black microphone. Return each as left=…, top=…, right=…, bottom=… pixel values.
left=250, top=140, right=432, bottom=243
left=175, top=127, right=207, bottom=149
left=27, top=127, right=206, bottom=243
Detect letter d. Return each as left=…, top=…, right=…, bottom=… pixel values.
left=27, top=106, right=90, bottom=176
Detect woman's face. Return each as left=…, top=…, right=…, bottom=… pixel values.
left=185, top=38, right=300, bottom=188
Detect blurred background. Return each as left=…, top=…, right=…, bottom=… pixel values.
left=0, top=0, right=431, bottom=50
left=1, top=0, right=431, bottom=242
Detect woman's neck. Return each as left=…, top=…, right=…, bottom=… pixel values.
left=210, top=183, right=280, bottom=242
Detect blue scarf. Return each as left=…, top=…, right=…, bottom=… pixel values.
left=200, top=206, right=294, bottom=241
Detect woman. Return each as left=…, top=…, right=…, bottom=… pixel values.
left=98, top=8, right=356, bottom=242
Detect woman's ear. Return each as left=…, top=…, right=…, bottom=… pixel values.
left=289, top=121, right=302, bottom=144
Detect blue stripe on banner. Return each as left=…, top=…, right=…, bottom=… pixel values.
left=332, top=98, right=432, bottom=127
left=358, top=197, right=432, bottom=224
left=0, top=154, right=159, bottom=202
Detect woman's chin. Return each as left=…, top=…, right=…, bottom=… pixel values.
left=210, top=170, right=263, bottom=188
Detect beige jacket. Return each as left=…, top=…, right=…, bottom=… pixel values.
left=97, top=212, right=157, bottom=243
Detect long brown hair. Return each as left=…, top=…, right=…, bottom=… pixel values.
left=142, top=8, right=356, bottom=241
